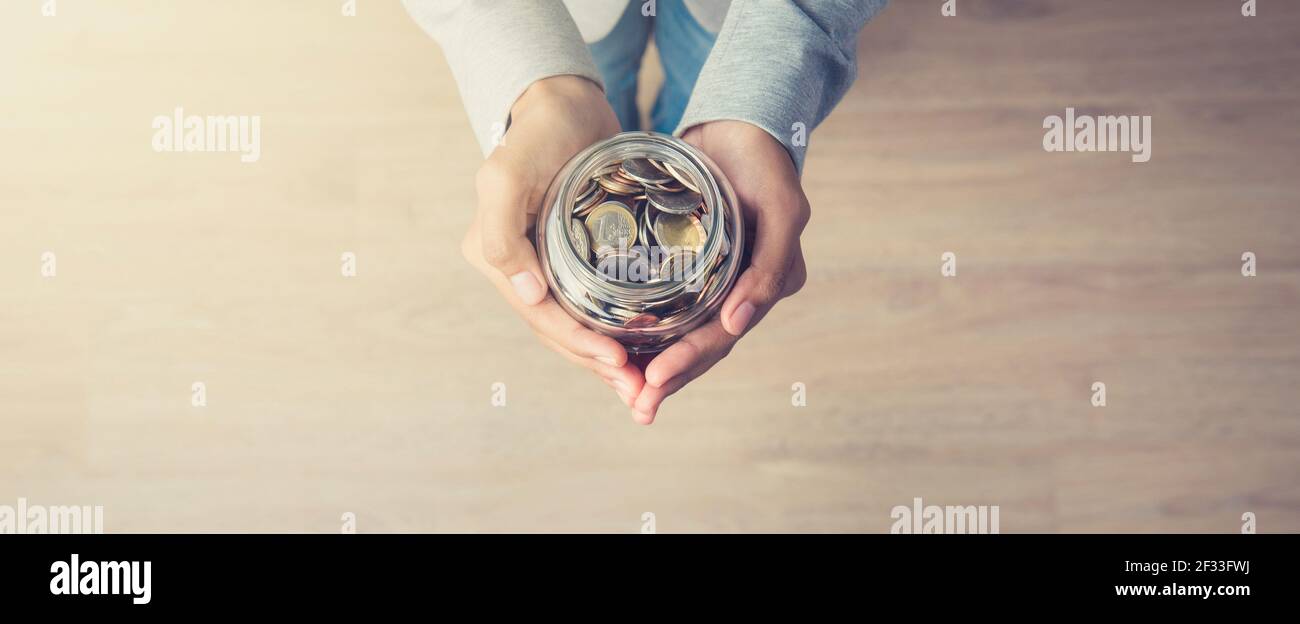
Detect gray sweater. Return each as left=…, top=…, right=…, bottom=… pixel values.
left=401, top=0, right=887, bottom=171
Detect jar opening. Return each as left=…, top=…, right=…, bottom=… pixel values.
left=538, top=131, right=744, bottom=353
left=558, top=134, right=724, bottom=300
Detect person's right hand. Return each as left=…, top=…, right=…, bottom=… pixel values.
left=461, top=75, right=646, bottom=406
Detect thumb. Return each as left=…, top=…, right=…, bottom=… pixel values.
left=720, top=192, right=809, bottom=336
left=475, top=157, right=548, bottom=305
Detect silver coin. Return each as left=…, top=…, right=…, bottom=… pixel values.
left=592, top=163, right=622, bottom=178
left=639, top=200, right=656, bottom=249
left=573, top=187, right=607, bottom=217
left=594, top=248, right=651, bottom=284
left=573, top=176, right=596, bottom=199
left=645, top=180, right=684, bottom=193
left=626, top=246, right=653, bottom=283
left=662, top=161, right=701, bottom=194
left=620, top=158, right=673, bottom=185
left=569, top=218, right=590, bottom=262
left=646, top=187, right=703, bottom=216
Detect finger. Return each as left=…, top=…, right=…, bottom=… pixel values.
left=643, top=319, right=736, bottom=388
left=601, top=377, right=637, bottom=408
left=634, top=346, right=730, bottom=424
left=523, top=300, right=629, bottom=367
left=535, top=332, right=645, bottom=404
left=634, top=320, right=737, bottom=423
left=628, top=351, right=656, bottom=374
left=474, top=156, right=548, bottom=305
left=720, top=194, right=809, bottom=337
left=631, top=375, right=690, bottom=425
left=465, top=219, right=628, bottom=367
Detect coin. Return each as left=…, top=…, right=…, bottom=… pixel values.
left=605, top=302, right=639, bottom=320
left=573, top=176, right=596, bottom=199
left=592, top=163, right=621, bottom=178
left=573, top=187, right=607, bottom=217
left=594, top=249, right=629, bottom=281
left=597, top=175, right=641, bottom=196
left=611, top=169, right=641, bottom=185
left=645, top=180, right=684, bottom=193
left=585, top=201, right=638, bottom=252
left=620, top=158, right=673, bottom=185
left=626, top=247, right=653, bottom=283
left=542, top=136, right=744, bottom=354
left=639, top=200, right=656, bottom=248
left=624, top=312, right=660, bottom=328
left=662, top=162, right=700, bottom=194
left=653, top=212, right=706, bottom=251
left=646, top=187, right=703, bottom=216
left=658, top=248, right=698, bottom=282
left=569, top=218, right=590, bottom=262
left=594, top=244, right=622, bottom=267
left=594, top=248, right=651, bottom=283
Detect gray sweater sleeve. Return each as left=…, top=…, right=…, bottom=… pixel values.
left=401, top=0, right=604, bottom=156
left=674, top=0, right=888, bottom=172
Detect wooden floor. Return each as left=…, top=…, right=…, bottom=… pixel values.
left=2, top=0, right=1297, bottom=532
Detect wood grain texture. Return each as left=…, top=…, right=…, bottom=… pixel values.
left=1, top=0, right=1297, bottom=533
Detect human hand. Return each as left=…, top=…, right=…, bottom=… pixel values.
left=462, top=75, right=646, bottom=405
left=627, top=121, right=810, bottom=424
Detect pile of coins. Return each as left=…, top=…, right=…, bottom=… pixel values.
left=537, top=132, right=743, bottom=352
left=567, top=157, right=714, bottom=285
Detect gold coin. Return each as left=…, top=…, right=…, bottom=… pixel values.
left=653, top=212, right=706, bottom=251
left=585, top=201, right=638, bottom=252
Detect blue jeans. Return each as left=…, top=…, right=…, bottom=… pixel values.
left=587, top=0, right=719, bottom=133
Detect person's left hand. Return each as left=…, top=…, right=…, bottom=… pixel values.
left=625, top=120, right=810, bottom=424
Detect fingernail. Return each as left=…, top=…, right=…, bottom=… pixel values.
left=510, top=272, right=544, bottom=304
left=728, top=301, right=756, bottom=336
left=611, top=379, right=631, bottom=394
left=633, top=410, right=654, bottom=425
left=595, top=355, right=618, bottom=366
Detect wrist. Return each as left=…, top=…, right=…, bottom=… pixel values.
left=513, top=75, right=605, bottom=118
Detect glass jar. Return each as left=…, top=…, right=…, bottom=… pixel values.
left=535, top=131, right=744, bottom=353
